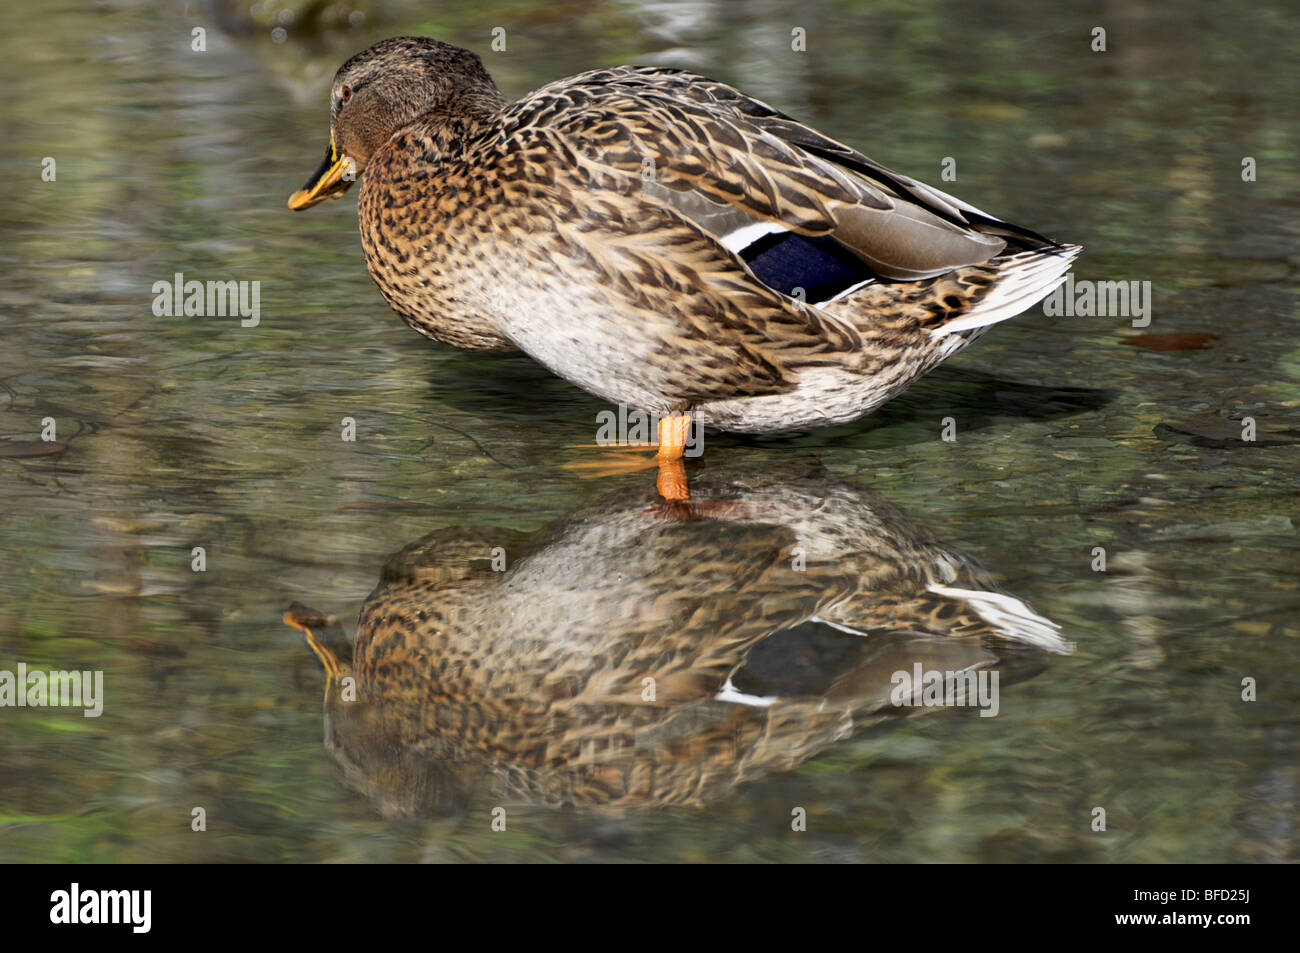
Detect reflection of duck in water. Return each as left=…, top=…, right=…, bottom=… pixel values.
left=286, top=463, right=1071, bottom=817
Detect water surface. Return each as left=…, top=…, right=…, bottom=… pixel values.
left=0, top=0, right=1297, bottom=862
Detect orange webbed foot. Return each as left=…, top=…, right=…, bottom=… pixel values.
left=563, top=412, right=697, bottom=501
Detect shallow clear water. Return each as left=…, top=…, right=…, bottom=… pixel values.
left=0, top=0, right=1297, bottom=862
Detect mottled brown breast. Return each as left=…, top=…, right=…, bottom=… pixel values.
left=358, top=124, right=515, bottom=351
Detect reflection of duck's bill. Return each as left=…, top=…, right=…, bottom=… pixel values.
left=283, top=603, right=349, bottom=679
left=927, top=585, right=1073, bottom=654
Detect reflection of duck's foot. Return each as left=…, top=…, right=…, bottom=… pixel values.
left=565, top=413, right=695, bottom=501
left=564, top=453, right=693, bottom=501
left=655, top=413, right=691, bottom=501
left=655, top=455, right=689, bottom=501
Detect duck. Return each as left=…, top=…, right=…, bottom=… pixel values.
left=284, top=459, right=1071, bottom=817
left=288, top=36, right=1080, bottom=499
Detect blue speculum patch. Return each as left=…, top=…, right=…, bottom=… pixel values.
left=740, top=231, right=874, bottom=301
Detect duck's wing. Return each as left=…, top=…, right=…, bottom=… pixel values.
left=508, top=67, right=1052, bottom=293
left=652, top=70, right=1057, bottom=251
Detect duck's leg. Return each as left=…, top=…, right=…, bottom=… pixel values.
left=656, top=412, right=691, bottom=501
left=564, top=412, right=695, bottom=500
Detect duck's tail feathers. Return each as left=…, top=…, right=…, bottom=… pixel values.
left=924, top=584, right=1074, bottom=654
left=930, top=243, right=1081, bottom=337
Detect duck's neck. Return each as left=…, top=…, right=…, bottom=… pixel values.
left=356, top=90, right=517, bottom=353
left=447, top=84, right=509, bottom=122
left=415, top=85, right=509, bottom=155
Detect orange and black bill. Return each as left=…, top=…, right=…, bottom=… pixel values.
left=287, top=138, right=357, bottom=210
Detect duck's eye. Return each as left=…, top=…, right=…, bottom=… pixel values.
left=340, top=85, right=353, bottom=105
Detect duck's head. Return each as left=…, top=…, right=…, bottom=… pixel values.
left=287, top=36, right=502, bottom=211
left=284, top=600, right=481, bottom=819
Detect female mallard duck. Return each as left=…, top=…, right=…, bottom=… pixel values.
left=284, top=461, right=1069, bottom=817
left=289, top=36, right=1079, bottom=496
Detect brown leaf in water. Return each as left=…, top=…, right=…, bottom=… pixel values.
left=1157, top=411, right=1300, bottom=447
left=0, top=441, right=67, bottom=457
left=1122, top=333, right=1218, bottom=350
